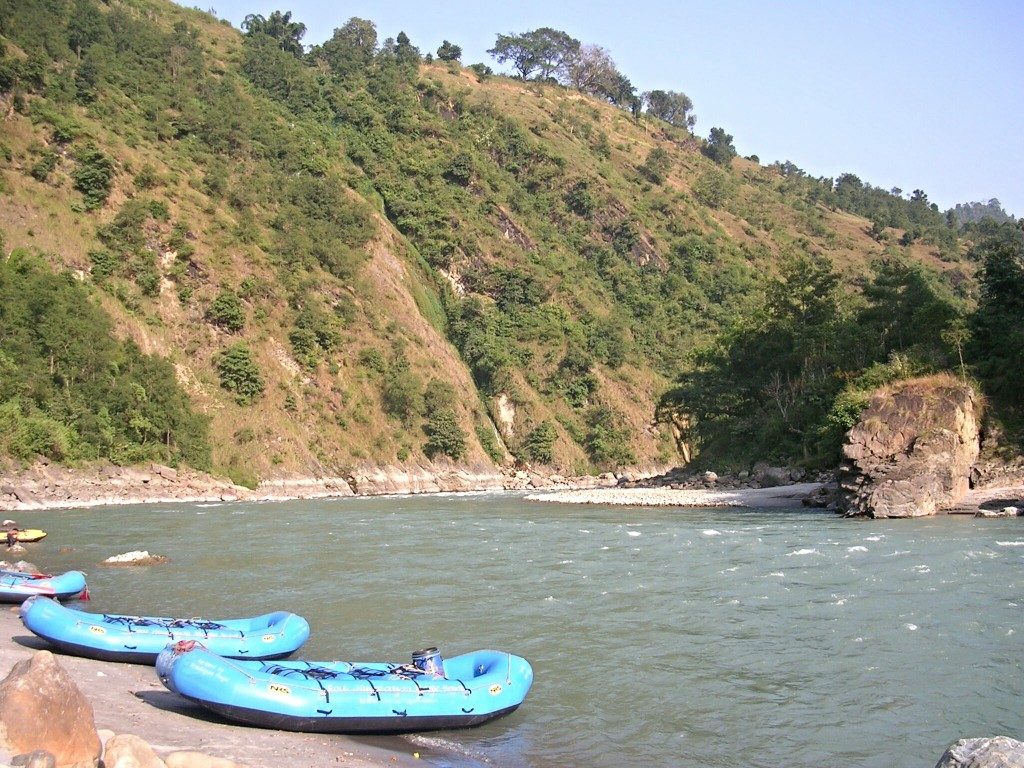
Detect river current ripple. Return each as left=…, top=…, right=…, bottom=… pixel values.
left=24, top=494, right=1024, bottom=768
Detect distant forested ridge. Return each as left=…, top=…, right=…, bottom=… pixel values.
left=0, top=0, right=1019, bottom=481
left=950, top=199, right=1015, bottom=227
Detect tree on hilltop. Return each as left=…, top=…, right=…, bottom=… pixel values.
left=704, top=127, right=737, bottom=165
left=488, top=28, right=580, bottom=81
left=565, top=44, right=619, bottom=94
left=950, top=199, right=1014, bottom=227
left=643, top=89, right=695, bottom=130
left=599, top=70, right=638, bottom=110
left=315, top=18, right=377, bottom=78
left=436, top=40, right=462, bottom=62
left=241, top=10, right=306, bottom=57
left=394, top=31, right=420, bottom=69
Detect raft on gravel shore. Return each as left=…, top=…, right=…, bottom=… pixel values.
left=157, top=641, right=534, bottom=734
left=0, top=569, right=87, bottom=603
left=20, top=595, right=310, bottom=664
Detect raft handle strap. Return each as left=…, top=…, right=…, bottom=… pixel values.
left=366, top=678, right=381, bottom=701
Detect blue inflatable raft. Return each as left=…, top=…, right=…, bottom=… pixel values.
left=157, top=641, right=534, bottom=733
left=20, top=595, right=310, bottom=664
left=0, top=569, right=87, bottom=603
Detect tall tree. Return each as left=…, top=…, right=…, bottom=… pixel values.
left=67, top=0, right=107, bottom=58
left=394, top=31, right=420, bottom=70
left=565, top=44, right=617, bottom=93
left=436, top=40, right=462, bottom=62
left=241, top=10, right=306, bottom=57
left=969, top=225, right=1024, bottom=417
left=597, top=70, right=636, bottom=108
left=643, top=89, right=695, bottom=130
left=316, top=17, right=377, bottom=78
left=487, top=32, right=538, bottom=79
left=488, top=28, right=580, bottom=81
left=528, top=27, right=580, bottom=80
left=858, top=258, right=961, bottom=366
left=704, top=127, right=737, bottom=165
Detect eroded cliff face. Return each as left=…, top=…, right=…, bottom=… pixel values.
left=838, top=376, right=980, bottom=518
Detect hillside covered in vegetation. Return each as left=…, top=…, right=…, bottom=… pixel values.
left=0, top=0, right=1020, bottom=485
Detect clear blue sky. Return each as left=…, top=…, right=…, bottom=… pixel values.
left=196, top=0, right=1023, bottom=217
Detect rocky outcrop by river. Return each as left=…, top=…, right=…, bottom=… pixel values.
left=838, top=376, right=981, bottom=518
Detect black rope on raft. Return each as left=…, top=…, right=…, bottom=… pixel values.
left=103, top=616, right=162, bottom=631
left=168, top=619, right=227, bottom=634
left=262, top=664, right=343, bottom=681
left=302, top=663, right=332, bottom=703
left=100, top=616, right=228, bottom=635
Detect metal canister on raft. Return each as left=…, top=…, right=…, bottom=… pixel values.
left=411, top=647, right=445, bottom=678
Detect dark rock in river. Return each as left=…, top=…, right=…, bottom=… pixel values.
left=838, top=376, right=980, bottom=518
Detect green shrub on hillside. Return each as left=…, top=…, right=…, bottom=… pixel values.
left=215, top=343, right=265, bottom=405
left=584, top=405, right=635, bottom=468
left=468, top=63, right=492, bottom=81
left=522, top=420, right=557, bottom=464
left=704, top=127, right=737, bottom=166
left=552, top=345, right=599, bottom=408
left=357, top=347, right=387, bottom=375
left=29, top=150, right=58, bottom=182
left=564, top=180, right=596, bottom=217
left=206, top=289, right=246, bottom=333
left=287, top=301, right=342, bottom=369
left=693, top=169, right=730, bottom=208
left=71, top=144, right=114, bottom=209
left=444, top=151, right=474, bottom=185
left=475, top=423, right=504, bottom=463
left=423, top=407, right=466, bottom=460
left=639, top=147, right=672, bottom=184
left=423, top=378, right=457, bottom=414
left=381, top=367, right=424, bottom=424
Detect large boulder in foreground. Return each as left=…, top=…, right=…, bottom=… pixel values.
left=838, top=376, right=980, bottom=518
left=935, top=736, right=1024, bottom=768
left=0, top=651, right=101, bottom=767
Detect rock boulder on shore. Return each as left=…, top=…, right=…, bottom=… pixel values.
left=838, top=376, right=980, bottom=518
left=102, top=734, right=166, bottom=768
left=0, top=651, right=101, bottom=768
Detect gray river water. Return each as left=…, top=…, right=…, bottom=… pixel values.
left=14, top=493, right=1024, bottom=768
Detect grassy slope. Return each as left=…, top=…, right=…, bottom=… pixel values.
left=0, top=0, right=971, bottom=481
